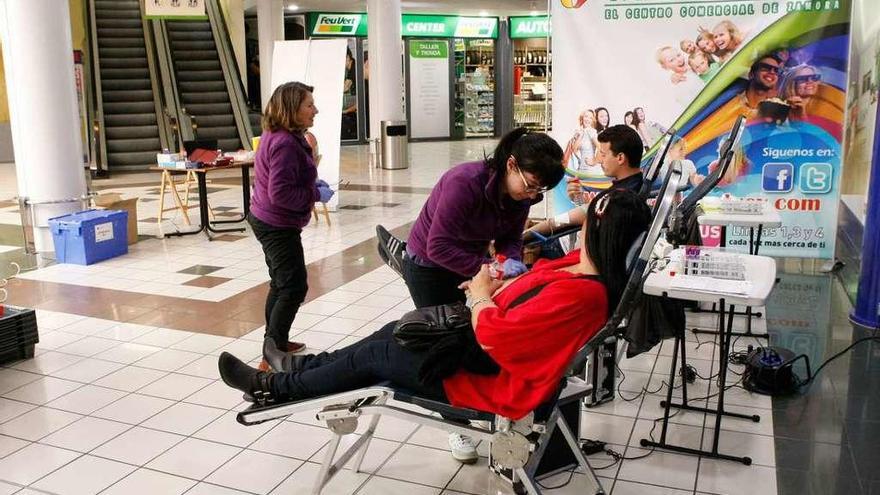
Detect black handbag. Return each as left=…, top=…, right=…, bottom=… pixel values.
left=393, top=302, right=472, bottom=351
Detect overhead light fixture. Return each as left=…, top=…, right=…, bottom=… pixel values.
left=287, top=3, right=299, bottom=11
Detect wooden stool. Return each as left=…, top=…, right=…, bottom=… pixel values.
left=312, top=202, right=331, bottom=226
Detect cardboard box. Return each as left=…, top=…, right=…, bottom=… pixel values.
left=94, top=193, right=138, bottom=245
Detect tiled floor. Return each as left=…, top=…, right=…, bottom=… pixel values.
left=0, top=140, right=875, bottom=494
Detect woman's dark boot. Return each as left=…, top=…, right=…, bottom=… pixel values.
left=263, top=338, right=311, bottom=372
left=219, top=352, right=281, bottom=406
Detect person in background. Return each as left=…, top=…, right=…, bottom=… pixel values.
left=304, top=131, right=322, bottom=166
left=696, top=28, right=720, bottom=63
left=632, top=107, right=667, bottom=149
left=712, top=20, right=744, bottom=62
left=341, top=48, right=358, bottom=140
left=525, top=125, right=645, bottom=241
left=249, top=82, right=334, bottom=371
left=735, top=54, right=782, bottom=118
left=624, top=111, right=640, bottom=139
left=680, top=39, right=697, bottom=55
left=563, top=109, right=600, bottom=174
left=659, top=138, right=704, bottom=187
left=689, top=49, right=721, bottom=82
left=595, top=107, right=611, bottom=133
left=656, top=46, right=690, bottom=84
left=780, top=64, right=822, bottom=121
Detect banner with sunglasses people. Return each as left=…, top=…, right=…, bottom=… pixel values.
left=551, top=0, right=851, bottom=258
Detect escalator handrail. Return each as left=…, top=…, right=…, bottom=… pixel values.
left=151, top=18, right=194, bottom=144
left=204, top=0, right=254, bottom=150
left=85, top=0, right=108, bottom=173
left=140, top=0, right=174, bottom=154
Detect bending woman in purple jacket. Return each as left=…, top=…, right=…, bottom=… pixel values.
left=404, top=128, right=564, bottom=308
left=248, top=82, right=334, bottom=370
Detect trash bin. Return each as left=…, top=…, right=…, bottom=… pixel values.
left=381, top=120, right=409, bottom=170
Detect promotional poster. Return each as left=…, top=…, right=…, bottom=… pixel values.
left=551, top=0, right=851, bottom=258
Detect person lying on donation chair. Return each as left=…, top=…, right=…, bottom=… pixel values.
left=218, top=188, right=650, bottom=424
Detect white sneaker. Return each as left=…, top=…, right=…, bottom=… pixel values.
left=448, top=433, right=479, bottom=464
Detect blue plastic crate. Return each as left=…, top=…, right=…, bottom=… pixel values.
left=48, top=209, right=128, bottom=265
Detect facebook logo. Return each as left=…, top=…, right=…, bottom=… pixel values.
left=762, top=163, right=793, bottom=193
left=799, top=163, right=833, bottom=194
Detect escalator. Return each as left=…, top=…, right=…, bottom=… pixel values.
left=90, top=0, right=172, bottom=170
left=157, top=0, right=253, bottom=151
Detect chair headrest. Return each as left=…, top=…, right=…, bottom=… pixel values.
left=625, top=231, right=647, bottom=274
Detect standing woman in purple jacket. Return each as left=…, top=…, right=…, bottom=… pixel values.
left=404, top=128, right=565, bottom=309
left=248, top=82, right=334, bottom=370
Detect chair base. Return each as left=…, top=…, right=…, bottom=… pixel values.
left=236, top=380, right=606, bottom=495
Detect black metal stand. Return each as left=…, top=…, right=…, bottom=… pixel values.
left=167, top=170, right=245, bottom=240
left=642, top=298, right=760, bottom=465
left=691, top=225, right=769, bottom=340
left=210, top=164, right=252, bottom=225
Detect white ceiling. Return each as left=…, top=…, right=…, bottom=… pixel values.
left=243, top=0, right=548, bottom=17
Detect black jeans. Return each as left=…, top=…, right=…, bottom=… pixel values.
left=248, top=214, right=308, bottom=349
left=271, top=321, right=447, bottom=401
left=403, top=258, right=468, bottom=309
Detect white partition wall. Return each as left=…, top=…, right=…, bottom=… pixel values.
left=271, top=39, right=346, bottom=210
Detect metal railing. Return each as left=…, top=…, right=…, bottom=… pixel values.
left=84, top=0, right=107, bottom=175
left=151, top=18, right=194, bottom=144
left=17, top=194, right=97, bottom=255
left=141, top=0, right=175, bottom=153
left=205, top=0, right=254, bottom=149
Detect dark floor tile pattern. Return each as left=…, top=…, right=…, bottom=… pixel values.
left=177, top=265, right=224, bottom=275
left=183, top=276, right=231, bottom=288
left=771, top=267, right=880, bottom=495
left=338, top=205, right=368, bottom=210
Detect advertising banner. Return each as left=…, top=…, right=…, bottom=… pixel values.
left=271, top=39, right=346, bottom=210
left=309, top=13, right=369, bottom=37
left=408, top=40, right=451, bottom=139
left=551, top=0, right=851, bottom=258
left=510, top=16, right=551, bottom=39
left=144, top=0, right=206, bottom=19
left=402, top=15, right=498, bottom=39
left=308, top=13, right=499, bottom=39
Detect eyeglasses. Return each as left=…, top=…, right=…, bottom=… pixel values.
left=794, top=74, right=821, bottom=83
left=514, top=165, right=549, bottom=194
left=757, top=62, right=781, bottom=74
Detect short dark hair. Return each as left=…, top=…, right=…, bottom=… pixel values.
left=597, top=125, right=643, bottom=169
left=486, top=127, right=565, bottom=191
